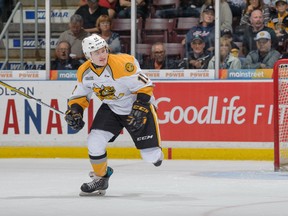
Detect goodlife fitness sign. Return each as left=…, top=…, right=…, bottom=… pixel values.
left=0, top=80, right=274, bottom=144
left=154, top=81, right=274, bottom=142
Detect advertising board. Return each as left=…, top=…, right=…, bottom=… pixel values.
left=0, top=80, right=274, bottom=146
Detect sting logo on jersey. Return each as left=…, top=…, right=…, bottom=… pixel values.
left=92, top=84, right=124, bottom=100
left=125, top=62, right=134, bottom=72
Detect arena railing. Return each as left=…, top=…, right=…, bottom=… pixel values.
left=0, top=1, right=23, bottom=70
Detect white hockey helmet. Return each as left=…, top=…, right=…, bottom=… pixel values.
left=82, top=34, right=108, bottom=60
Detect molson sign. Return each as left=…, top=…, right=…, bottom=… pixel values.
left=0, top=80, right=274, bottom=145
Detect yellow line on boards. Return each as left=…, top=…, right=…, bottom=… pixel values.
left=0, top=147, right=274, bottom=160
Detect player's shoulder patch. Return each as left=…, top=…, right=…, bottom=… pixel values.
left=125, top=62, right=134, bottom=72
left=108, top=54, right=138, bottom=78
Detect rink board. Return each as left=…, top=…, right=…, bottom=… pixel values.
left=0, top=80, right=274, bottom=159
left=0, top=147, right=273, bottom=160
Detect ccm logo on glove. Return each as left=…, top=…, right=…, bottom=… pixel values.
left=127, top=100, right=150, bottom=132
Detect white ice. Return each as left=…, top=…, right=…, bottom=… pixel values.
left=1, top=159, right=288, bottom=216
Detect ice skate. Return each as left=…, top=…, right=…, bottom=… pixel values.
left=153, top=151, right=164, bottom=167
left=79, top=166, right=113, bottom=196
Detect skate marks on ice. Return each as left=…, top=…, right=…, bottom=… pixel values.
left=202, top=199, right=288, bottom=216
left=2, top=159, right=288, bottom=216
left=197, top=170, right=288, bottom=180
left=0, top=195, right=80, bottom=200
left=0, top=192, right=197, bottom=204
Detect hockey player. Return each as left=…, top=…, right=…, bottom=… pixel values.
left=64, top=34, right=163, bottom=196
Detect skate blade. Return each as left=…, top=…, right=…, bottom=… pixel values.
left=79, top=190, right=106, bottom=197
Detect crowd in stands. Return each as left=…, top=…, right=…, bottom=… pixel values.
left=50, top=0, right=288, bottom=70
left=4, top=0, right=288, bottom=70
left=58, top=14, right=90, bottom=61
left=50, top=41, right=82, bottom=70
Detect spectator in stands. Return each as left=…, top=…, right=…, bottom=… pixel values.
left=227, top=0, right=246, bottom=19
left=243, top=31, right=281, bottom=69
left=78, top=0, right=88, bottom=7
left=78, top=0, right=118, bottom=16
left=240, top=0, right=270, bottom=26
left=208, top=37, right=242, bottom=69
left=58, top=14, right=90, bottom=61
left=154, top=0, right=203, bottom=18
left=116, top=0, right=148, bottom=19
left=186, top=34, right=212, bottom=69
left=242, top=9, right=278, bottom=56
left=141, top=42, right=178, bottom=69
left=264, top=0, right=277, bottom=7
left=280, top=43, right=288, bottom=58
left=200, top=0, right=233, bottom=32
left=267, top=0, right=288, bottom=52
left=263, top=0, right=277, bottom=14
left=183, top=5, right=215, bottom=56
left=95, top=15, right=121, bottom=53
left=99, top=0, right=118, bottom=17
left=75, top=0, right=113, bottom=33
left=51, top=41, right=82, bottom=70
left=221, top=29, right=240, bottom=57
left=267, top=0, right=288, bottom=30
left=281, top=15, right=288, bottom=45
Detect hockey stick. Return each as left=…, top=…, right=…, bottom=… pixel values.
left=0, top=80, right=65, bottom=115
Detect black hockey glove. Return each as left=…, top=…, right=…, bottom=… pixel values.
left=127, top=100, right=150, bottom=132
left=64, top=108, right=85, bottom=131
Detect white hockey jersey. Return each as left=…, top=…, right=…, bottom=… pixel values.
left=68, top=53, right=155, bottom=115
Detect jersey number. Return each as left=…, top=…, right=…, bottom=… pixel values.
left=138, top=74, right=149, bottom=84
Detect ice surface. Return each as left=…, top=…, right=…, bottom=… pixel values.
left=1, top=159, right=288, bottom=216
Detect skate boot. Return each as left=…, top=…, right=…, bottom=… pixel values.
left=153, top=160, right=162, bottom=167
left=153, top=151, right=164, bottom=167
left=79, top=166, right=113, bottom=196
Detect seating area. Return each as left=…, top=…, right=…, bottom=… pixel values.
left=3, top=0, right=286, bottom=70
left=135, top=42, right=184, bottom=69
left=172, top=17, right=199, bottom=43
left=111, top=18, right=143, bottom=53
left=111, top=17, right=199, bottom=57
left=0, top=0, right=79, bottom=63
left=1, top=13, right=196, bottom=62
left=141, top=18, right=175, bottom=44
left=149, top=0, right=180, bottom=18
